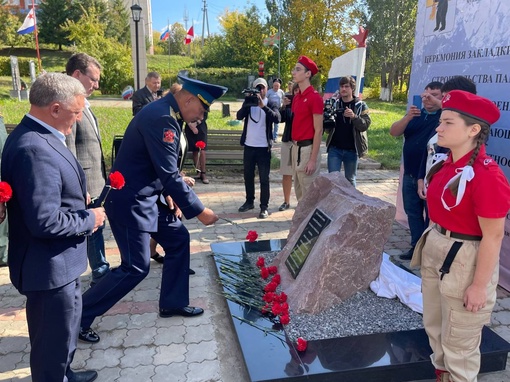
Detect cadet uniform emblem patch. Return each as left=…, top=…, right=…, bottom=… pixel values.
left=163, top=129, right=175, bottom=143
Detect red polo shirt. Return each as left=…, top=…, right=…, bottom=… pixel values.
left=291, top=85, right=324, bottom=141
left=427, top=145, right=510, bottom=236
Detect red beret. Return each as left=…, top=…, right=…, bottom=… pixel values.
left=298, top=55, right=319, bottom=76
left=442, top=90, right=500, bottom=125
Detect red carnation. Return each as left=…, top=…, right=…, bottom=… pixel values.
left=277, top=292, right=287, bottom=303
left=296, top=337, right=308, bottom=352
left=267, top=266, right=278, bottom=275
left=271, top=302, right=282, bottom=315
left=260, top=267, right=269, bottom=279
left=281, top=302, right=289, bottom=311
left=271, top=274, right=281, bottom=285
left=246, top=230, right=258, bottom=242
left=264, top=281, right=278, bottom=293
left=0, top=181, right=13, bottom=203
left=109, top=171, right=125, bottom=190
left=256, top=256, right=265, bottom=268
left=280, top=314, right=290, bottom=325
left=263, top=292, right=275, bottom=303
left=195, top=141, right=206, bottom=150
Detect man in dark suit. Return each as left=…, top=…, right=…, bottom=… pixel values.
left=65, top=53, right=109, bottom=289
left=79, top=75, right=227, bottom=342
left=1, top=73, right=106, bottom=382
left=131, top=71, right=162, bottom=116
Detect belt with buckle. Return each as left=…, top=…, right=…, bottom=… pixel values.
left=295, top=139, right=313, bottom=147
left=435, top=224, right=482, bottom=241
left=293, top=139, right=313, bottom=166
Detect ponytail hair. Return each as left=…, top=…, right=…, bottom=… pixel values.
left=426, top=114, right=490, bottom=196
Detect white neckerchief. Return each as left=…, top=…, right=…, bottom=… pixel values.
left=424, top=153, right=448, bottom=189
left=441, top=165, right=475, bottom=211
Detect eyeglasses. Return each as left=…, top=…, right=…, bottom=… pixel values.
left=81, top=71, right=99, bottom=83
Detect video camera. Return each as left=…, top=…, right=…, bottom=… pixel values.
left=242, top=87, right=261, bottom=107
left=323, top=98, right=337, bottom=132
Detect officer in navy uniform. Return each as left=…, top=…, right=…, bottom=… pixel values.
left=150, top=121, right=197, bottom=317
left=79, top=75, right=227, bottom=343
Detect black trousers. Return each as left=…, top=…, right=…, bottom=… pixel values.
left=243, top=145, right=271, bottom=210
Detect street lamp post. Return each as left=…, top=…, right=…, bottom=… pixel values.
left=130, top=2, right=142, bottom=90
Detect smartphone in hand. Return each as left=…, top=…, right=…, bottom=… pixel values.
left=412, top=95, right=422, bottom=109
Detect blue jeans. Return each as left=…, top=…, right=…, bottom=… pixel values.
left=87, top=224, right=109, bottom=283
left=272, top=123, right=279, bottom=141
left=402, top=174, right=429, bottom=247
left=243, top=145, right=271, bottom=209
left=327, top=147, right=358, bottom=187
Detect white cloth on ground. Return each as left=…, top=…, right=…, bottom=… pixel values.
left=370, top=252, right=423, bottom=314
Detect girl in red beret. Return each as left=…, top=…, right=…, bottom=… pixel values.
left=411, top=90, right=510, bottom=382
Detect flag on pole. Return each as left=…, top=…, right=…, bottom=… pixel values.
left=324, top=27, right=369, bottom=98
left=184, top=26, right=194, bottom=45
left=263, top=32, right=280, bottom=47
left=17, top=8, right=36, bottom=35
left=160, top=25, right=170, bottom=41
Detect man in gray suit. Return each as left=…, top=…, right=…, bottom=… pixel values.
left=65, top=53, right=109, bottom=289
left=1, top=72, right=106, bottom=382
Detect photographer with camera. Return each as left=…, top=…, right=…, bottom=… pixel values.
left=236, top=78, right=280, bottom=219
left=325, top=76, right=371, bottom=187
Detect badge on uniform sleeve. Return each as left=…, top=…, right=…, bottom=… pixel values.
left=163, top=129, right=175, bottom=143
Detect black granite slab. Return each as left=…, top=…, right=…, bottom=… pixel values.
left=211, top=240, right=510, bottom=382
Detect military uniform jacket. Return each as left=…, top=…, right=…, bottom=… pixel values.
left=105, top=93, right=204, bottom=232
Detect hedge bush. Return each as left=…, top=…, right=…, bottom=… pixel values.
left=0, top=56, right=33, bottom=76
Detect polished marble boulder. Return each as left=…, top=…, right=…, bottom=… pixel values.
left=274, top=173, right=396, bottom=314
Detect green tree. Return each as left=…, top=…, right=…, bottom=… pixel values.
left=104, top=0, right=130, bottom=44
left=360, top=0, right=417, bottom=100
left=63, top=6, right=132, bottom=94
left=261, top=0, right=363, bottom=87
left=38, top=0, right=74, bottom=49
left=218, top=7, right=266, bottom=70
left=0, top=6, right=32, bottom=48
left=154, top=23, right=186, bottom=56
left=200, top=34, right=230, bottom=68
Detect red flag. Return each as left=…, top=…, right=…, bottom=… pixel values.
left=184, top=26, right=194, bottom=45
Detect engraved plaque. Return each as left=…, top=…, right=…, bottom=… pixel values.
left=285, top=208, right=331, bottom=278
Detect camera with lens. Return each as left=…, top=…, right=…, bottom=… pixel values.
left=242, top=87, right=261, bottom=107
left=323, top=98, right=337, bottom=132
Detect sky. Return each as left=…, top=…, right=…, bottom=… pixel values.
left=151, top=0, right=261, bottom=36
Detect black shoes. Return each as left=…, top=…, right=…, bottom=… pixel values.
left=159, top=306, right=204, bottom=318
left=258, top=209, right=269, bottom=219
left=189, top=268, right=196, bottom=275
left=79, top=328, right=100, bottom=343
left=399, top=248, right=415, bottom=261
left=278, top=202, right=290, bottom=211
left=238, top=202, right=254, bottom=212
left=68, top=370, right=98, bottom=382
left=151, top=252, right=164, bottom=264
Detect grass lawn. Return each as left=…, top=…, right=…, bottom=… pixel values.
left=0, top=47, right=407, bottom=169
left=0, top=97, right=407, bottom=170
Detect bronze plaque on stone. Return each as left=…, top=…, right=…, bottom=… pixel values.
left=285, top=208, right=331, bottom=279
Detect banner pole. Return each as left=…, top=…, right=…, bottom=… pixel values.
left=32, top=0, right=42, bottom=73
